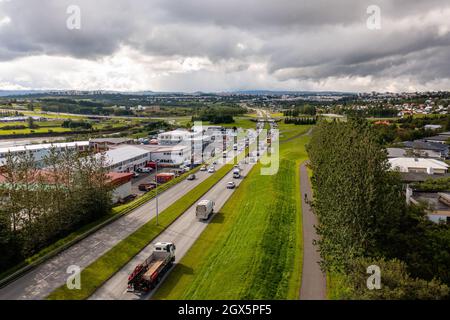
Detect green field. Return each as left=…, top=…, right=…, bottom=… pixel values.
left=47, top=161, right=235, bottom=300
left=0, top=126, right=72, bottom=135
left=214, top=117, right=256, bottom=130
left=270, top=112, right=284, bottom=118
left=154, top=124, right=312, bottom=300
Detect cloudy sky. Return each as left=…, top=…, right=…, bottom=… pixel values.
left=0, top=0, right=450, bottom=92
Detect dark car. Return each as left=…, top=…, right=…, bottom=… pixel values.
left=138, top=183, right=157, bottom=192
left=118, top=194, right=137, bottom=204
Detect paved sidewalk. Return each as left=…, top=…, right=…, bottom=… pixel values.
left=299, top=162, right=327, bottom=300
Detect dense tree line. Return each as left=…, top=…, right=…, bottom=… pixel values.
left=412, top=177, right=450, bottom=192
left=41, top=98, right=108, bottom=115
left=307, top=118, right=450, bottom=299
left=374, top=123, right=437, bottom=144
left=0, top=149, right=113, bottom=272
left=284, top=117, right=317, bottom=125
left=283, top=105, right=317, bottom=117
left=0, top=110, right=24, bottom=117
left=343, top=106, right=399, bottom=118
left=61, top=119, right=93, bottom=130
left=192, top=105, right=246, bottom=124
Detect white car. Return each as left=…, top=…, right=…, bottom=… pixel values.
left=200, top=166, right=207, bottom=171
left=140, top=167, right=153, bottom=173
left=227, top=182, right=236, bottom=189
left=208, top=167, right=216, bottom=173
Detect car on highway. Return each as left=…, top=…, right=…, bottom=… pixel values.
left=200, top=165, right=207, bottom=171
left=187, top=174, right=196, bottom=181
left=227, top=182, right=236, bottom=189
left=208, top=167, right=216, bottom=173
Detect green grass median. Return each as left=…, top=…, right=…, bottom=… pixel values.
left=46, top=162, right=234, bottom=300
left=153, top=125, right=311, bottom=300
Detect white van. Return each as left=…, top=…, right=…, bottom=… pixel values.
left=196, top=200, right=215, bottom=220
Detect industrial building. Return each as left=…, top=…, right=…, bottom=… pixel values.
left=0, top=141, right=90, bottom=166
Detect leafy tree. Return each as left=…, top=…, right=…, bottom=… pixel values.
left=0, top=148, right=113, bottom=271
left=308, top=118, right=405, bottom=272
left=339, top=258, right=449, bottom=300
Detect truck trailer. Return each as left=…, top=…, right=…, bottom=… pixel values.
left=127, top=242, right=176, bottom=293
left=196, top=200, right=215, bottom=220
left=156, top=173, right=175, bottom=184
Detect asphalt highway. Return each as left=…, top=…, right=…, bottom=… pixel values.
left=0, top=146, right=234, bottom=300
left=90, top=160, right=255, bottom=300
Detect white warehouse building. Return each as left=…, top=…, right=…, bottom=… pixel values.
left=0, top=141, right=90, bottom=166
left=100, top=145, right=151, bottom=172
left=158, top=129, right=211, bottom=148
left=100, top=144, right=192, bottom=172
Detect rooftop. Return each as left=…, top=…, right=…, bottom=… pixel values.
left=387, top=148, right=407, bottom=158
left=100, top=145, right=150, bottom=167
left=90, top=137, right=133, bottom=144
left=389, top=157, right=449, bottom=171
left=403, top=140, right=449, bottom=152
left=424, top=136, right=449, bottom=142
left=0, top=141, right=90, bottom=155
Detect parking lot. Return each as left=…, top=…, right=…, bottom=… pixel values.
left=130, top=168, right=174, bottom=196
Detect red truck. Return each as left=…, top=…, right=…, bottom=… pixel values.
left=156, top=173, right=175, bottom=184
left=127, top=242, right=176, bottom=293
left=146, top=162, right=157, bottom=169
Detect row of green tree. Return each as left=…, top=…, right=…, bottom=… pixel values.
left=332, top=106, right=399, bottom=118
left=283, top=105, right=317, bottom=117
left=307, top=118, right=450, bottom=299
left=0, top=150, right=113, bottom=272
left=61, top=119, right=93, bottom=130
left=192, top=105, right=246, bottom=124
left=374, top=124, right=438, bottom=144
left=284, top=117, right=317, bottom=125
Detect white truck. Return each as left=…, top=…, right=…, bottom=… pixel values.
left=127, top=242, right=176, bottom=293
left=196, top=200, right=215, bottom=220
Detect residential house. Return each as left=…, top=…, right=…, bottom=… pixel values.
left=403, top=141, right=449, bottom=159
left=389, top=157, right=449, bottom=175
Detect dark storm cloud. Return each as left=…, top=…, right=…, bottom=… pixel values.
left=1, top=0, right=450, bottom=88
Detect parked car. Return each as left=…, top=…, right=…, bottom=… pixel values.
left=187, top=174, right=196, bottom=181
left=140, top=167, right=153, bottom=173
left=227, top=182, right=236, bottom=189
left=132, top=172, right=140, bottom=178
left=118, top=194, right=137, bottom=204
left=138, top=183, right=157, bottom=192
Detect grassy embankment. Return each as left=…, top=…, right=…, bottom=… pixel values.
left=154, top=123, right=312, bottom=300
left=46, top=161, right=235, bottom=300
